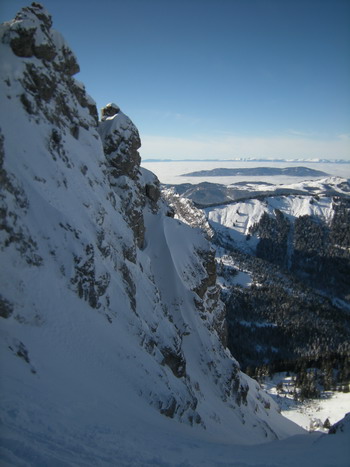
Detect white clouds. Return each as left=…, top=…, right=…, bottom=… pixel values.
left=287, top=129, right=317, bottom=137
left=140, top=133, right=350, bottom=160
left=337, top=133, right=350, bottom=141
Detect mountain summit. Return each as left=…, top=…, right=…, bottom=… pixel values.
left=0, top=3, right=304, bottom=464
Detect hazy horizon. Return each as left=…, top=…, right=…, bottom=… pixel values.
left=1, top=0, right=349, bottom=161
left=142, top=159, right=350, bottom=185
left=142, top=157, right=350, bottom=162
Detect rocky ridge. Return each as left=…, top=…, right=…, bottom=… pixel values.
left=0, top=4, right=303, bottom=461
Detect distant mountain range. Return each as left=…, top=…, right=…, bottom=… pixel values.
left=166, top=177, right=350, bottom=208
left=143, top=158, right=350, bottom=164
left=181, top=166, right=328, bottom=177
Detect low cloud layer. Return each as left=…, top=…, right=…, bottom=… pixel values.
left=141, top=134, right=350, bottom=160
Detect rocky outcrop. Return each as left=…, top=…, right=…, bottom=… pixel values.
left=101, top=102, right=120, bottom=120
left=99, top=103, right=141, bottom=180
left=98, top=104, right=147, bottom=248
left=162, top=187, right=214, bottom=238
left=2, top=3, right=98, bottom=132
left=161, top=188, right=226, bottom=344
left=98, top=105, right=164, bottom=249
left=329, top=412, right=350, bottom=435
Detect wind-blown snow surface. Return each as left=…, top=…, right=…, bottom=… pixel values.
left=0, top=4, right=348, bottom=466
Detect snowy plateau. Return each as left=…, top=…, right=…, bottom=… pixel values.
left=0, top=4, right=349, bottom=467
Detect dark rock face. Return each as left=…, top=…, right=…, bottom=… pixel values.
left=2, top=3, right=98, bottom=133
left=98, top=105, right=146, bottom=248
left=161, top=347, right=186, bottom=378
left=145, top=182, right=160, bottom=204
left=101, top=102, right=120, bottom=120
left=6, top=3, right=79, bottom=75
left=160, top=190, right=227, bottom=346
left=195, top=249, right=217, bottom=298
left=194, top=247, right=228, bottom=348
left=142, top=168, right=162, bottom=213
left=99, top=105, right=141, bottom=180
left=71, top=244, right=111, bottom=310
left=8, top=4, right=53, bottom=58
left=0, top=130, right=42, bottom=268
left=161, top=187, right=214, bottom=238
left=0, top=296, right=13, bottom=318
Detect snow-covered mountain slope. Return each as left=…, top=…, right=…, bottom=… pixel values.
left=169, top=176, right=350, bottom=207
left=200, top=179, right=350, bottom=361
left=206, top=188, right=350, bottom=300
left=206, top=194, right=336, bottom=252
left=0, top=4, right=313, bottom=465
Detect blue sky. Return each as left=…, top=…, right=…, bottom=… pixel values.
left=1, top=0, right=350, bottom=160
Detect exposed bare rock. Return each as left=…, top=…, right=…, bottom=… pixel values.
left=101, top=102, right=120, bottom=120
left=99, top=104, right=141, bottom=180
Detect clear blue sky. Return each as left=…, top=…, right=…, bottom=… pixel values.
left=1, top=0, right=350, bottom=159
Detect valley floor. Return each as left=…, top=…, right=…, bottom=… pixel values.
left=264, top=373, right=350, bottom=432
